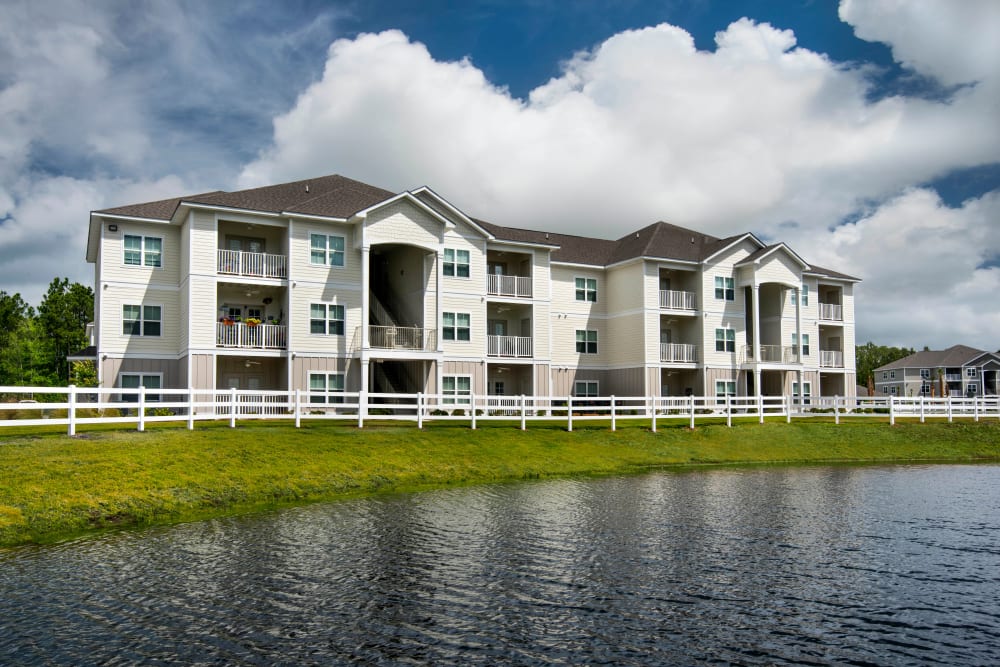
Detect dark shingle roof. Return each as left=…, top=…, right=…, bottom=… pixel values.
left=876, top=345, right=987, bottom=371
left=186, top=175, right=394, bottom=218
left=96, top=192, right=223, bottom=220
left=805, top=264, right=860, bottom=281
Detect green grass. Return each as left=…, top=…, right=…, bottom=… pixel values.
left=1, top=417, right=999, bottom=547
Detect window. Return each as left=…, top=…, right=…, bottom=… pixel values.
left=443, top=312, right=471, bottom=341
left=575, top=277, right=597, bottom=302
left=714, top=276, right=734, bottom=301
left=123, top=235, right=162, bottom=267
left=123, top=304, right=161, bottom=336
left=890, top=386, right=898, bottom=395
left=793, top=381, right=812, bottom=405
left=791, top=284, right=809, bottom=306
left=890, top=370, right=896, bottom=379
left=715, top=381, right=736, bottom=397
left=119, top=373, right=161, bottom=402
left=310, top=234, right=345, bottom=267
left=966, top=367, right=978, bottom=378
left=882, top=371, right=888, bottom=380
left=969, top=384, right=978, bottom=395
left=574, top=381, right=599, bottom=397
left=792, top=333, right=810, bottom=355
left=310, top=304, right=345, bottom=335
left=715, top=328, right=736, bottom=353
left=575, top=330, right=598, bottom=354
left=920, top=382, right=931, bottom=395
left=443, top=248, right=470, bottom=278
left=920, top=368, right=930, bottom=379
left=442, top=376, right=471, bottom=404
left=309, top=372, right=345, bottom=404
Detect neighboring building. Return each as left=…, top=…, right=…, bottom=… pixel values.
left=82, top=174, right=859, bottom=405
left=874, top=345, right=1000, bottom=398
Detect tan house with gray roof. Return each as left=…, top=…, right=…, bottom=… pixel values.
left=83, top=174, right=859, bottom=405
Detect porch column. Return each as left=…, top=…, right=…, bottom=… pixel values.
left=752, top=284, right=761, bottom=396
left=436, top=250, right=444, bottom=352
left=795, top=286, right=803, bottom=402
left=361, top=246, right=370, bottom=349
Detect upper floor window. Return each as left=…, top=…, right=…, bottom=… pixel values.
left=310, top=234, right=345, bottom=267
left=443, top=249, right=470, bottom=278
left=309, top=372, right=345, bottom=404
left=792, top=333, right=810, bottom=356
left=920, top=368, right=930, bottom=379
left=715, top=328, right=735, bottom=353
left=791, top=284, right=809, bottom=306
left=890, top=370, right=896, bottom=379
left=124, top=235, right=162, bottom=267
left=123, top=304, right=161, bottom=336
left=574, top=381, right=599, bottom=397
left=882, top=371, right=888, bottom=380
left=966, top=367, right=978, bottom=378
left=576, top=330, right=598, bottom=354
left=443, top=312, right=471, bottom=341
left=575, top=277, right=597, bottom=302
left=310, top=303, right=345, bottom=335
left=714, top=276, right=734, bottom=301
left=442, top=376, right=472, bottom=405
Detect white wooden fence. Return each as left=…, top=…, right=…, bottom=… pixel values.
left=1, top=386, right=998, bottom=436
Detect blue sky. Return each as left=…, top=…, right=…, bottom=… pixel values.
left=1, top=0, right=999, bottom=349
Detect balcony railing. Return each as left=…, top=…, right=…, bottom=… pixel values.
left=488, top=335, right=533, bottom=358
left=945, top=373, right=963, bottom=382
left=820, top=350, right=844, bottom=368
left=218, top=249, right=287, bottom=279
left=744, top=345, right=800, bottom=363
left=819, top=302, right=843, bottom=321
left=487, top=274, right=532, bottom=298
left=368, top=325, right=436, bottom=351
left=216, top=322, right=287, bottom=349
left=660, top=343, right=698, bottom=363
left=659, top=290, right=697, bottom=310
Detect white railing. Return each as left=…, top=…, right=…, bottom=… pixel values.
left=945, top=374, right=962, bottom=382
left=217, top=249, right=287, bottom=279
left=487, top=335, right=533, bottom=357
left=3, top=386, right=999, bottom=435
left=659, top=290, right=697, bottom=310
left=368, top=325, right=436, bottom=351
left=819, top=302, right=843, bottom=321
left=216, top=322, right=287, bottom=349
left=660, top=343, right=698, bottom=363
left=744, top=345, right=800, bottom=363
left=820, top=350, right=844, bottom=368
left=487, top=274, right=532, bottom=298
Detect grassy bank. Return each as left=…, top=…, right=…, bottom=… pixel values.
left=2, top=418, right=999, bottom=547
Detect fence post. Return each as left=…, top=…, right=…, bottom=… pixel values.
left=230, top=387, right=237, bottom=428
left=947, top=395, right=953, bottom=423
left=785, top=395, right=791, bottom=424
left=611, top=395, right=616, bottom=432
left=471, top=393, right=477, bottom=430
left=889, top=395, right=895, bottom=426
left=834, top=395, right=840, bottom=425
left=650, top=396, right=657, bottom=433
left=567, top=397, right=573, bottom=432
left=974, top=395, right=979, bottom=422
left=758, top=393, right=764, bottom=424
left=187, top=389, right=195, bottom=430
left=417, top=392, right=424, bottom=429
left=520, top=395, right=526, bottom=431
left=689, top=395, right=695, bottom=430
left=726, top=394, right=732, bottom=428
left=136, top=385, right=146, bottom=432
left=358, top=389, right=367, bottom=429
left=294, top=389, right=302, bottom=428
left=67, top=385, right=77, bottom=436
left=920, top=395, right=925, bottom=423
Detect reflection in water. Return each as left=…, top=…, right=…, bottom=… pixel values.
left=2, top=465, right=999, bottom=665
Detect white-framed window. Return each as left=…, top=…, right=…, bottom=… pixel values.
left=791, top=284, right=809, bottom=306
left=890, top=370, right=896, bottom=379
left=920, top=382, right=931, bottom=395
left=882, top=371, right=888, bottom=380
left=309, top=372, right=345, bottom=404
left=575, top=277, right=597, bottom=302
left=714, top=276, right=734, bottom=301
left=793, top=381, right=812, bottom=405
left=574, top=381, right=599, bottom=397
left=966, top=367, right=978, bottom=378
left=119, top=373, right=162, bottom=402
left=443, top=312, right=471, bottom=341
left=122, top=304, right=161, bottom=336
left=792, top=333, right=810, bottom=355
left=920, top=368, right=930, bottom=379
left=575, top=330, right=598, bottom=354
left=715, top=328, right=735, bottom=353
left=715, top=380, right=736, bottom=397
left=443, top=248, right=470, bottom=278
left=123, top=234, right=162, bottom=267
left=882, top=386, right=889, bottom=394
left=310, top=233, right=345, bottom=267
left=442, top=375, right=472, bottom=404
left=890, top=386, right=898, bottom=395
left=969, top=384, right=978, bottom=394
left=310, top=304, right=345, bottom=335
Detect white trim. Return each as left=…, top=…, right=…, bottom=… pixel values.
left=177, top=202, right=283, bottom=220
left=92, top=212, right=171, bottom=224
left=551, top=260, right=606, bottom=269
left=701, top=233, right=765, bottom=264
left=282, top=212, right=349, bottom=223
left=735, top=242, right=810, bottom=270
left=409, top=186, right=495, bottom=239
left=121, top=302, right=164, bottom=338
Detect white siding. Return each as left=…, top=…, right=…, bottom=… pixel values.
left=366, top=200, right=442, bottom=249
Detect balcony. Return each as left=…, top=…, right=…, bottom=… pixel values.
left=820, top=350, right=844, bottom=368
left=660, top=290, right=696, bottom=310
left=819, top=302, right=843, bottom=321
left=487, top=274, right=532, bottom=298
left=218, top=249, right=287, bottom=279
left=217, top=322, right=287, bottom=349
left=368, top=325, right=436, bottom=351
left=488, top=335, right=533, bottom=358
left=660, top=343, right=698, bottom=363
left=744, top=345, right=800, bottom=363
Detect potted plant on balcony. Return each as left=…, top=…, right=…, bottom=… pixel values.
left=222, top=317, right=235, bottom=326
left=246, top=317, right=262, bottom=327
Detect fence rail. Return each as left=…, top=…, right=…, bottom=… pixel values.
left=2, top=386, right=998, bottom=435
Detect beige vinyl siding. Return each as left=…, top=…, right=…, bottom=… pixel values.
left=101, top=357, right=181, bottom=390
left=606, top=312, right=645, bottom=366
left=292, top=356, right=358, bottom=392
left=189, top=211, right=217, bottom=274
left=606, top=261, right=644, bottom=312
left=550, top=315, right=607, bottom=365
left=366, top=199, right=442, bottom=249
left=289, top=285, right=359, bottom=353
left=440, top=227, right=486, bottom=297
left=100, top=221, right=179, bottom=285
left=549, top=368, right=608, bottom=397
left=534, top=364, right=550, bottom=396
left=189, top=276, right=218, bottom=349
left=842, top=284, right=856, bottom=324
left=440, top=294, right=485, bottom=355
left=607, top=367, right=645, bottom=396
left=753, top=252, right=801, bottom=287
left=442, top=360, right=485, bottom=395
left=179, top=220, right=191, bottom=350
left=701, top=315, right=745, bottom=367
left=550, top=265, right=606, bottom=316
left=842, top=323, right=856, bottom=370
left=292, top=221, right=360, bottom=285
left=532, top=303, right=551, bottom=359
left=100, top=286, right=180, bottom=355
left=705, top=367, right=742, bottom=396
left=533, top=251, right=551, bottom=301
left=423, top=252, right=438, bottom=338
left=188, top=354, right=214, bottom=390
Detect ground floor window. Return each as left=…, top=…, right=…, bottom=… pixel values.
left=119, top=373, right=161, bottom=401
left=792, top=381, right=812, bottom=405
left=442, top=375, right=471, bottom=404
left=309, top=372, right=345, bottom=404
left=715, top=380, right=736, bottom=397
left=574, top=381, right=599, bottom=397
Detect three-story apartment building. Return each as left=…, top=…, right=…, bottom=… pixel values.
left=83, top=174, right=858, bottom=404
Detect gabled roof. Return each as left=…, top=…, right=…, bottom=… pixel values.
left=804, top=264, right=861, bottom=282
left=475, top=220, right=617, bottom=265
left=609, top=221, right=726, bottom=265
left=96, top=191, right=224, bottom=221
left=876, top=345, right=988, bottom=372
left=736, top=242, right=810, bottom=270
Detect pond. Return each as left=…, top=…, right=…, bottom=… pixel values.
left=2, top=464, right=999, bottom=665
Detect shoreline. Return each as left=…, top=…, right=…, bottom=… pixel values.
left=2, top=418, right=999, bottom=548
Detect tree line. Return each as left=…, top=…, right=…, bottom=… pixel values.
left=0, top=278, right=94, bottom=387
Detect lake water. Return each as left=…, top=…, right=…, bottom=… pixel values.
left=2, top=464, right=999, bottom=665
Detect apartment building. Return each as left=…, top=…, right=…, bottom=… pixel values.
left=874, top=345, right=1000, bottom=397
left=83, top=174, right=858, bottom=403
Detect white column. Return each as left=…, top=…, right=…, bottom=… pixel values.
left=436, top=250, right=444, bottom=352
left=752, top=284, right=761, bottom=396
left=795, top=286, right=803, bottom=406
left=361, top=246, right=371, bottom=349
